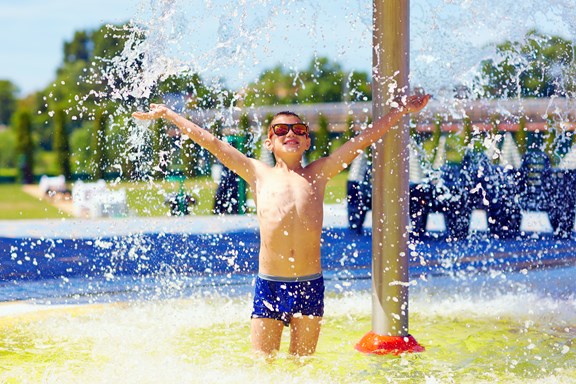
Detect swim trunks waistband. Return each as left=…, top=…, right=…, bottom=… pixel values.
left=257, top=272, right=323, bottom=282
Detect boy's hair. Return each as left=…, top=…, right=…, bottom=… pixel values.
left=268, top=111, right=304, bottom=138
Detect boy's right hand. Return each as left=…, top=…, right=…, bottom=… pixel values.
left=132, top=104, right=170, bottom=120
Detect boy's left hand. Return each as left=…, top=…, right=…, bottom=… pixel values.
left=395, top=94, right=431, bottom=114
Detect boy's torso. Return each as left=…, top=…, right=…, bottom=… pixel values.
left=253, top=165, right=326, bottom=278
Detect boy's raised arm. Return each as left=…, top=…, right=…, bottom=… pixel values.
left=133, top=104, right=257, bottom=184
left=316, top=94, right=430, bottom=180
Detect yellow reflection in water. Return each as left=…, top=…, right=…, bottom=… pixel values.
left=0, top=293, right=574, bottom=384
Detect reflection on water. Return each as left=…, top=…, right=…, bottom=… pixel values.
left=0, top=266, right=573, bottom=383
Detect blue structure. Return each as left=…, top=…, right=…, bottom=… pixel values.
left=348, top=147, right=576, bottom=239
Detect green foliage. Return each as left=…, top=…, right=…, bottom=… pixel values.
left=91, top=109, right=108, bottom=180
left=106, top=115, right=136, bottom=179
left=515, top=119, right=528, bottom=155
left=238, top=113, right=254, bottom=156
left=345, top=71, right=372, bottom=102
left=0, top=129, right=17, bottom=168
left=151, top=119, right=171, bottom=178
left=182, top=138, right=203, bottom=178
left=69, top=123, right=93, bottom=173
left=297, top=57, right=345, bottom=103
left=52, top=109, right=72, bottom=179
left=242, top=65, right=295, bottom=106
left=64, top=30, right=90, bottom=63
left=158, top=73, right=221, bottom=110
left=36, top=23, right=140, bottom=143
left=444, top=133, right=466, bottom=164
left=243, top=57, right=371, bottom=106
left=339, top=115, right=356, bottom=147
left=0, top=80, right=18, bottom=125
left=90, top=24, right=132, bottom=60
left=429, top=122, right=443, bottom=163
left=13, top=109, right=35, bottom=184
left=477, top=30, right=576, bottom=98
left=310, top=114, right=331, bottom=161
left=544, top=126, right=558, bottom=165
left=34, top=150, right=59, bottom=176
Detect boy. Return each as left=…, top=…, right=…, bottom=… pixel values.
left=132, top=93, right=430, bottom=357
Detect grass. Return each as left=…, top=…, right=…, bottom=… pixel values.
left=116, top=176, right=220, bottom=217
left=0, top=185, right=71, bottom=220
left=0, top=172, right=349, bottom=220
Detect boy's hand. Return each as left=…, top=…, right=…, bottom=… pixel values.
left=132, top=104, right=170, bottom=120
left=394, top=94, right=431, bottom=114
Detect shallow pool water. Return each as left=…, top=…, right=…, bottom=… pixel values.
left=1, top=267, right=573, bottom=384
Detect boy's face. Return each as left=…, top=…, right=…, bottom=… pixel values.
left=265, top=115, right=311, bottom=156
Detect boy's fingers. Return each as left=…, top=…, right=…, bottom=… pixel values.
left=132, top=111, right=154, bottom=119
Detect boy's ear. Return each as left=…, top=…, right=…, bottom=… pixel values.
left=264, top=137, right=273, bottom=151
left=305, top=136, right=311, bottom=150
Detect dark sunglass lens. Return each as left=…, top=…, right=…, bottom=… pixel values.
left=292, top=124, right=308, bottom=135
left=273, top=124, right=290, bottom=136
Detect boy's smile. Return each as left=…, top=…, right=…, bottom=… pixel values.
left=281, top=135, right=302, bottom=147
left=266, top=115, right=311, bottom=155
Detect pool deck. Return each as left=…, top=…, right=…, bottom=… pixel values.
left=0, top=203, right=559, bottom=239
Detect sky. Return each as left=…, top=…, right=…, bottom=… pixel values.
left=0, top=0, right=142, bottom=96
left=1, top=0, right=574, bottom=98
left=0, top=0, right=373, bottom=97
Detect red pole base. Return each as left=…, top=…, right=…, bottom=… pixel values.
left=355, top=331, right=425, bottom=355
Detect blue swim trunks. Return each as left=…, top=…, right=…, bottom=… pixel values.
left=251, top=273, right=325, bottom=327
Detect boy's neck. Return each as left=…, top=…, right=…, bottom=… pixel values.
left=274, top=156, right=304, bottom=172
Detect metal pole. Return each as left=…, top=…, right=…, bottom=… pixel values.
left=356, top=0, right=423, bottom=354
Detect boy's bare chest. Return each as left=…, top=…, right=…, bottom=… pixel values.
left=255, top=173, right=324, bottom=217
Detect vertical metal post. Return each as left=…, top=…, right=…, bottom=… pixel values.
left=356, top=0, right=423, bottom=354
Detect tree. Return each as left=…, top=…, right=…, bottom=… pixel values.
left=0, top=129, right=17, bottom=168
left=477, top=30, right=575, bottom=98
left=238, top=113, right=253, bottom=157
left=158, top=73, right=220, bottom=110
left=45, top=23, right=139, bottom=133
left=243, top=65, right=298, bottom=106
left=69, top=123, right=92, bottom=174
left=53, top=109, right=71, bottom=180
left=340, top=114, right=356, bottom=147
left=91, top=109, right=108, bottom=180
left=13, top=109, right=35, bottom=184
left=151, top=119, right=172, bottom=179
left=345, top=71, right=372, bottom=102
left=0, top=80, right=18, bottom=125
left=63, top=31, right=90, bottom=63
left=310, top=114, right=331, bottom=161
left=298, top=57, right=345, bottom=103
left=242, top=57, right=371, bottom=107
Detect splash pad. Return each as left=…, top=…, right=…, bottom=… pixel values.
left=3, top=0, right=576, bottom=382
left=1, top=210, right=575, bottom=382
left=0, top=258, right=574, bottom=383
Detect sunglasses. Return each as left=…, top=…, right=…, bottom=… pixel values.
left=270, top=123, right=309, bottom=137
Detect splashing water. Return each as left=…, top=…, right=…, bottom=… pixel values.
left=63, top=0, right=576, bottom=183
left=7, top=1, right=576, bottom=381
left=33, top=0, right=576, bottom=189
left=1, top=267, right=574, bottom=383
